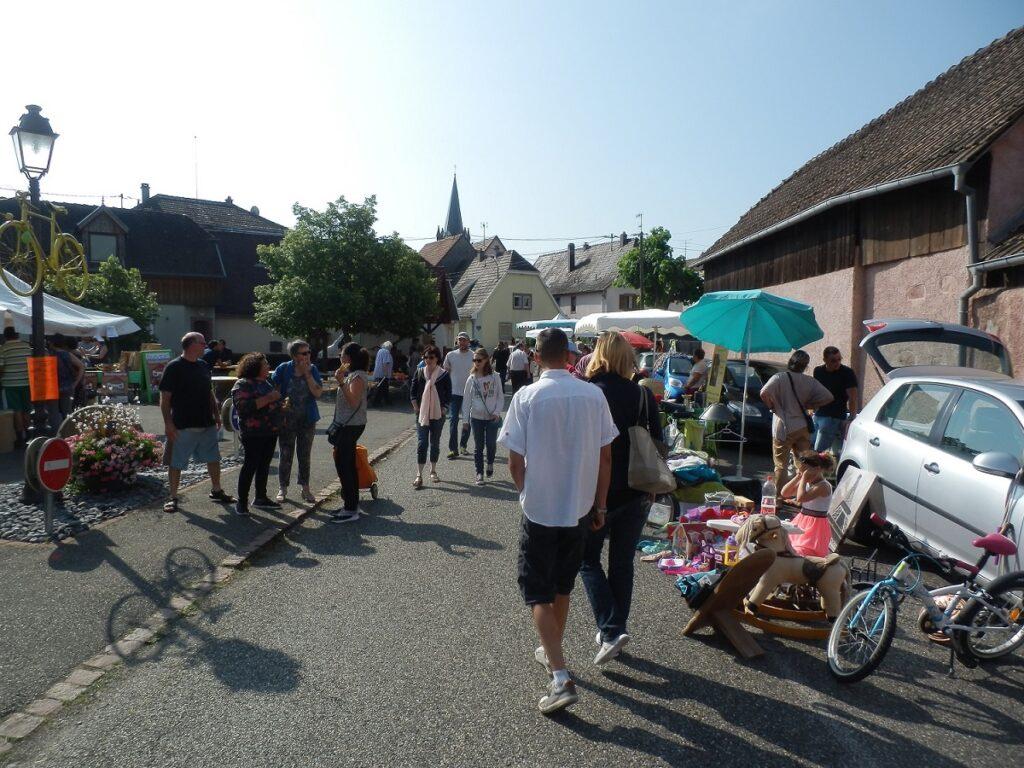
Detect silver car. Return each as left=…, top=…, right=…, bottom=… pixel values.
left=840, top=319, right=1022, bottom=580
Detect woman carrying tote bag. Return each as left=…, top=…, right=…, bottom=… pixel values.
left=579, top=331, right=665, bottom=666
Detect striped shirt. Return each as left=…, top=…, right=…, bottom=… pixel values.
left=0, top=339, right=31, bottom=387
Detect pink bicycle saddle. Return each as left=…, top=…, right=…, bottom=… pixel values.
left=972, top=533, right=1018, bottom=557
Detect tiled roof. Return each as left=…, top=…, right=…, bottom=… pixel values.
left=985, top=224, right=1024, bottom=261
left=142, top=194, right=286, bottom=236
left=0, top=198, right=223, bottom=278
left=420, top=234, right=463, bottom=267
left=451, top=249, right=538, bottom=318
left=702, top=25, right=1024, bottom=263
left=473, top=236, right=502, bottom=253
left=534, top=238, right=636, bottom=295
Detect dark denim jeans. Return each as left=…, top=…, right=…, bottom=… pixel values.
left=579, top=496, right=648, bottom=642
left=470, top=417, right=500, bottom=474
left=448, top=394, right=470, bottom=452
left=332, top=424, right=365, bottom=512
left=417, top=417, right=445, bottom=464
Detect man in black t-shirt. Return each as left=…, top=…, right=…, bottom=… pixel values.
left=812, top=346, right=859, bottom=453
left=159, top=332, right=234, bottom=512
left=493, top=341, right=510, bottom=390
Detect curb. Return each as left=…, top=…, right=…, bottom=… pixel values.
left=0, top=427, right=415, bottom=755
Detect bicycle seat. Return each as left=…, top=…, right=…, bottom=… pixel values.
left=972, top=533, right=1018, bottom=557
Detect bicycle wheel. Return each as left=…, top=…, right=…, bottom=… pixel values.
left=956, top=571, right=1024, bottom=660
left=0, top=220, right=43, bottom=295
left=52, top=234, right=88, bottom=301
left=827, top=589, right=898, bottom=683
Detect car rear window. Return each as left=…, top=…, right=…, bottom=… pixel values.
left=873, top=337, right=1010, bottom=375
left=877, top=383, right=956, bottom=442
left=667, top=357, right=692, bottom=375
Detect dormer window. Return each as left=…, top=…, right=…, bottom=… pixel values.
left=88, top=233, right=117, bottom=264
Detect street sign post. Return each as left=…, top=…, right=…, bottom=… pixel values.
left=27, top=437, right=73, bottom=537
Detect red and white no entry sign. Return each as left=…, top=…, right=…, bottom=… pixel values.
left=36, top=438, right=73, bottom=493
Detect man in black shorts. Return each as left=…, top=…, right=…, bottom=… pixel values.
left=498, top=328, right=617, bottom=714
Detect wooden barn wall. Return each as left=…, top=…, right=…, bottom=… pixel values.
left=704, top=176, right=969, bottom=292
left=703, top=207, right=856, bottom=291
left=146, top=276, right=221, bottom=306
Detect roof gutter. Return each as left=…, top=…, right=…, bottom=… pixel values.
left=969, top=252, right=1024, bottom=273
left=697, top=164, right=962, bottom=266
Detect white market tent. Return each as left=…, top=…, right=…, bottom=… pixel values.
left=573, top=309, right=688, bottom=337
left=1, top=270, right=140, bottom=337
left=515, top=313, right=577, bottom=331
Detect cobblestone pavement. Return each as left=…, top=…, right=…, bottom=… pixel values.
left=5, top=437, right=1022, bottom=767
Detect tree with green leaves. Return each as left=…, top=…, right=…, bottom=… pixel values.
left=55, top=257, right=159, bottom=349
left=254, top=196, right=438, bottom=360
left=615, top=226, right=704, bottom=308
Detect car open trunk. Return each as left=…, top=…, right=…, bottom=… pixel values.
left=860, top=319, right=1012, bottom=382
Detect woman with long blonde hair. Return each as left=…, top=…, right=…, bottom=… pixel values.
left=580, top=331, right=663, bottom=666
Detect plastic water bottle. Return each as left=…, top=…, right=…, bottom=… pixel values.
left=761, top=475, right=777, bottom=515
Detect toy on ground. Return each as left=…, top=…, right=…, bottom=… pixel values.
left=734, top=514, right=850, bottom=621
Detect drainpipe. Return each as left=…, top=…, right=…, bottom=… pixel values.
left=954, top=163, right=981, bottom=329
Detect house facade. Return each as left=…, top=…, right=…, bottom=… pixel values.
left=696, top=26, right=1024, bottom=397
left=533, top=234, right=640, bottom=318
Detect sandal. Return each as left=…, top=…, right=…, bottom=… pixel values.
left=429, top=471, right=439, bottom=483
left=209, top=489, right=236, bottom=504
left=413, top=476, right=423, bottom=490
left=163, top=497, right=179, bottom=513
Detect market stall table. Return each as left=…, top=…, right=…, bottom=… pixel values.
left=211, top=375, right=238, bottom=403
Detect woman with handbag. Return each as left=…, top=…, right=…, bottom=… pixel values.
left=580, top=331, right=664, bottom=665
left=410, top=345, right=451, bottom=489
left=230, top=353, right=284, bottom=517
left=328, top=342, right=370, bottom=524
left=462, top=348, right=504, bottom=486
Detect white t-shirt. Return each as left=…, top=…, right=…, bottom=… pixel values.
left=444, top=348, right=475, bottom=392
left=686, top=359, right=708, bottom=389
left=498, top=369, right=619, bottom=527
left=508, top=348, right=529, bottom=372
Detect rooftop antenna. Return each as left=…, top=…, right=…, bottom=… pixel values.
left=481, top=222, right=488, bottom=240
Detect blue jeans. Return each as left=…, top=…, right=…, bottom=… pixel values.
left=471, top=417, right=500, bottom=474
left=813, top=414, right=845, bottom=453
left=579, top=496, right=648, bottom=642
left=417, top=417, right=445, bottom=465
left=448, top=395, right=469, bottom=452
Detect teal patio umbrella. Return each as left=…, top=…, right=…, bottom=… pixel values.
left=680, top=290, right=824, bottom=480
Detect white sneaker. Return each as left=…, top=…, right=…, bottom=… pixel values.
left=538, top=677, right=579, bottom=714
left=276, top=488, right=287, bottom=503
left=595, top=630, right=603, bottom=647
left=475, top=474, right=484, bottom=486
left=533, top=646, right=551, bottom=675
left=328, top=510, right=360, bottom=524
left=594, top=633, right=631, bottom=666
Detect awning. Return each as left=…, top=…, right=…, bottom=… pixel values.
left=1, top=270, right=141, bottom=337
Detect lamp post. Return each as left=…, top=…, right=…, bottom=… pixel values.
left=10, top=105, right=58, bottom=441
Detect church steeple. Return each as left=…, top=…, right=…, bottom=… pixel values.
left=444, top=173, right=464, bottom=238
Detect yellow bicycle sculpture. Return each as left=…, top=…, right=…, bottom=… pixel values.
left=0, top=192, right=88, bottom=301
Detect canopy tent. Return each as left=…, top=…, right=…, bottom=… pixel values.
left=515, top=313, right=577, bottom=331
left=1, top=270, right=140, bottom=337
left=573, top=309, right=688, bottom=337
left=680, top=290, right=824, bottom=481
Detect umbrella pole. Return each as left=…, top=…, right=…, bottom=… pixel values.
left=735, top=346, right=750, bottom=480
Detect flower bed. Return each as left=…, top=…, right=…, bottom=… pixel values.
left=64, top=405, right=163, bottom=493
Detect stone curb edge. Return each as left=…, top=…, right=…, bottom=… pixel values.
left=0, top=427, right=416, bottom=756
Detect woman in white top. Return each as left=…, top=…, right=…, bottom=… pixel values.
left=462, top=349, right=504, bottom=485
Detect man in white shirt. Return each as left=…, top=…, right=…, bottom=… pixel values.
left=684, top=347, right=708, bottom=394
left=507, top=342, right=530, bottom=394
left=443, top=332, right=474, bottom=458
left=498, top=328, right=617, bottom=715
left=371, top=341, right=394, bottom=406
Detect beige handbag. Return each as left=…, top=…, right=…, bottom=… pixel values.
left=628, top=389, right=677, bottom=494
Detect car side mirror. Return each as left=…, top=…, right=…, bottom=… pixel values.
left=972, top=452, right=1021, bottom=480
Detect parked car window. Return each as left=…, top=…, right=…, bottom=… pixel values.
left=940, top=390, right=1024, bottom=462
left=667, top=357, right=693, bottom=375
left=873, top=338, right=1008, bottom=374
left=876, top=383, right=955, bottom=442
left=726, top=361, right=763, bottom=389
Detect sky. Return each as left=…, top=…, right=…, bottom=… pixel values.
left=3, top=0, right=1022, bottom=262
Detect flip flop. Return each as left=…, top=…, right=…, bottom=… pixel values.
left=163, top=498, right=179, bottom=513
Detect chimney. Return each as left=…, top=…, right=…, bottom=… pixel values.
left=583, top=242, right=590, bottom=250
left=140, top=183, right=150, bottom=204
left=250, top=205, right=260, bottom=216
left=225, top=196, right=233, bottom=205
left=620, top=231, right=627, bottom=247
left=568, top=242, right=576, bottom=271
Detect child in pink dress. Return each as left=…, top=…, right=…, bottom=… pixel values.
left=781, top=451, right=834, bottom=558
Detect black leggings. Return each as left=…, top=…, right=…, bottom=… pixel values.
left=333, top=424, right=366, bottom=512
left=239, top=434, right=277, bottom=505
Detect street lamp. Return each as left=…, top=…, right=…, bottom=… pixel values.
left=10, top=105, right=58, bottom=441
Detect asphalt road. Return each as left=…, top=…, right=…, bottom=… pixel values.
left=6, top=437, right=1022, bottom=767
left=0, top=402, right=415, bottom=720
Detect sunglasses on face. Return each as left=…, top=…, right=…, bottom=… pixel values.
left=296, top=351, right=311, bottom=357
